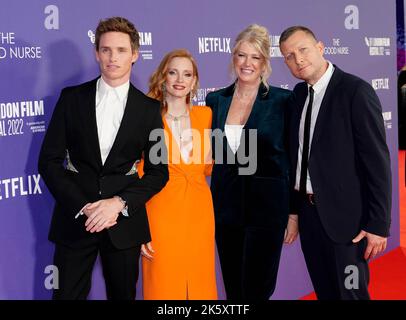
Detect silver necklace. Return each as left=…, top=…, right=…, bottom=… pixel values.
left=166, top=108, right=189, bottom=122
left=166, top=109, right=189, bottom=141
left=234, top=83, right=258, bottom=102
left=233, top=86, right=257, bottom=123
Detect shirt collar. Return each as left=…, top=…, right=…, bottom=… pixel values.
left=308, top=61, right=334, bottom=94
left=98, top=77, right=130, bottom=103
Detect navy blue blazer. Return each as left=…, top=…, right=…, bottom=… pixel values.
left=206, top=83, right=292, bottom=228
left=289, top=66, right=391, bottom=243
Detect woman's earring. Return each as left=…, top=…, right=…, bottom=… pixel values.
left=162, top=83, right=166, bottom=95
left=162, top=84, right=167, bottom=107
left=189, top=87, right=195, bottom=107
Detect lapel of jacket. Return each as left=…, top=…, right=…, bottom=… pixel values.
left=81, top=78, right=103, bottom=170
left=244, top=83, right=268, bottom=130
left=217, top=83, right=268, bottom=156
left=217, top=85, right=234, bottom=156
left=310, top=65, right=343, bottom=151
left=217, top=84, right=234, bottom=132
left=103, top=83, right=141, bottom=170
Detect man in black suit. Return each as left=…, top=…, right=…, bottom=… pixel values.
left=38, top=17, right=168, bottom=300
left=279, top=26, right=391, bottom=300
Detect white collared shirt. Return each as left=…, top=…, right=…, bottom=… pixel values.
left=95, top=77, right=129, bottom=164
left=295, top=61, right=335, bottom=193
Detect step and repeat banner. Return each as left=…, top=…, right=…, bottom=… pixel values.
left=0, top=0, right=399, bottom=299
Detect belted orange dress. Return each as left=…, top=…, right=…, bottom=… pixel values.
left=140, top=106, right=217, bottom=300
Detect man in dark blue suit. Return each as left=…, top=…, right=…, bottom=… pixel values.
left=279, top=26, right=391, bottom=300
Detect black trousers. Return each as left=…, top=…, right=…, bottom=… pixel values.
left=53, top=231, right=140, bottom=300
left=216, top=223, right=285, bottom=300
left=299, top=196, right=370, bottom=300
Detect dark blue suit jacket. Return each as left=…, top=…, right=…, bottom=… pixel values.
left=206, top=83, right=292, bottom=228
left=289, top=66, right=391, bottom=243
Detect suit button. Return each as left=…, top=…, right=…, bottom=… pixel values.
left=99, top=190, right=102, bottom=195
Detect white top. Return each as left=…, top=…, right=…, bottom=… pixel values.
left=225, top=124, right=244, bottom=154
left=295, top=61, right=335, bottom=193
left=165, top=111, right=193, bottom=163
left=95, top=77, right=129, bottom=164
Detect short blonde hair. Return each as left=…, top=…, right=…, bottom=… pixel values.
left=231, top=24, right=272, bottom=91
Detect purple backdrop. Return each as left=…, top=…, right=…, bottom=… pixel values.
left=0, top=0, right=399, bottom=299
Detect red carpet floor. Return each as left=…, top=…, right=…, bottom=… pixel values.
left=400, top=150, right=406, bottom=248
left=301, top=150, right=406, bottom=300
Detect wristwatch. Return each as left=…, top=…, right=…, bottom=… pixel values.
left=115, top=196, right=129, bottom=217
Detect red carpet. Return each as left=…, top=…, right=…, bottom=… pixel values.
left=301, top=151, right=406, bottom=300
left=400, top=150, right=406, bottom=248
left=301, top=247, right=406, bottom=300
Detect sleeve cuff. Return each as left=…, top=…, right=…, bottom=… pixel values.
left=362, top=219, right=391, bottom=238
left=115, top=196, right=129, bottom=217
left=75, top=203, right=90, bottom=219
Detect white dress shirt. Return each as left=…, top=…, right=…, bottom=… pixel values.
left=74, top=77, right=130, bottom=220
left=95, top=77, right=129, bottom=164
left=295, top=62, right=335, bottom=193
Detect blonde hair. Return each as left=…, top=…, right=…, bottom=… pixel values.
left=148, top=49, right=199, bottom=114
left=231, top=24, right=272, bottom=92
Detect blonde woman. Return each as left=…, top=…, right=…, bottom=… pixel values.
left=206, top=24, right=298, bottom=300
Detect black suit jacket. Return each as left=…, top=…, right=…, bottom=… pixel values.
left=289, top=66, right=391, bottom=243
left=206, top=83, right=291, bottom=228
left=38, top=78, right=168, bottom=249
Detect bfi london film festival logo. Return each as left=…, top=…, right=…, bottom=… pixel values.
left=345, top=3, right=390, bottom=55
left=0, top=100, right=46, bottom=137
left=87, top=30, right=154, bottom=60
left=269, top=35, right=283, bottom=58
left=382, top=111, right=392, bottom=130
left=139, top=32, right=153, bottom=60
left=365, top=37, right=391, bottom=56
left=198, top=36, right=231, bottom=54
left=192, top=87, right=221, bottom=106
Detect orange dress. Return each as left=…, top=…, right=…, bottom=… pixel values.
left=140, top=106, right=217, bottom=300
